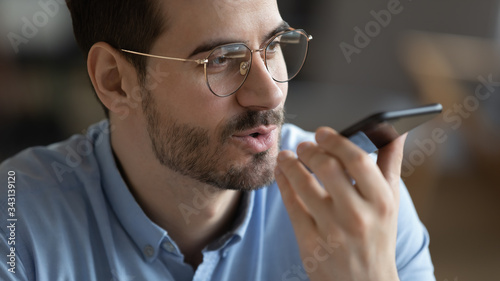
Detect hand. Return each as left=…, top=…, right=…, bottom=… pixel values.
left=275, top=127, right=406, bottom=281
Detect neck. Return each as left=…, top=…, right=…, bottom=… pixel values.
left=111, top=122, right=242, bottom=269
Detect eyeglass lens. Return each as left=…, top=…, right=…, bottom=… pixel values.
left=205, top=30, right=309, bottom=97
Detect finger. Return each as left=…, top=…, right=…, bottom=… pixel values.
left=296, top=142, right=363, bottom=207
left=377, top=133, right=407, bottom=190
left=275, top=165, right=316, bottom=237
left=315, top=127, right=390, bottom=202
left=276, top=150, right=330, bottom=219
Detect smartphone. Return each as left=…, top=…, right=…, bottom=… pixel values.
left=340, top=103, right=443, bottom=154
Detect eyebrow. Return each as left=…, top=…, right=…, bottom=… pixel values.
left=188, top=21, right=291, bottom=58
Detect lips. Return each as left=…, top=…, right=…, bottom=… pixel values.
left=231, top=125, right=278, bottom=154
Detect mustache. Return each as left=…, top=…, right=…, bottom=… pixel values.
left=221, top=109, right=285, bottom=139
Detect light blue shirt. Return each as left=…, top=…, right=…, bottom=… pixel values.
left=0, top=120, right=434, bottom=281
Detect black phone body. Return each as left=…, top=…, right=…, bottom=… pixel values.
left=340, top=103, right=443, bottom=154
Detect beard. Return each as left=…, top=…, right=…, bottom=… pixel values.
left=142, top=91, right=284, bottom=191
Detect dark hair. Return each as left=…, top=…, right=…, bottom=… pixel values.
left=66, top=0, right=166, bottom=116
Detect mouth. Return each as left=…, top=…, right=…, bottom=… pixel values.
left=233, top=126, right=277, bottom=138
left=231, top=125, right=278, bottom=154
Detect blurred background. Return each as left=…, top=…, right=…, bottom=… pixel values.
left=1, top=0, right=499, bottom=279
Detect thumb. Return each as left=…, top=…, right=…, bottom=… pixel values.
left=377, top=133, right=407, bottom=188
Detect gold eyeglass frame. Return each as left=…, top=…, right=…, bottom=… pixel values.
left=121, top=28, right=312, bottom=97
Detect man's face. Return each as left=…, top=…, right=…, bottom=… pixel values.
left=138, top=0, right=288, bottom=190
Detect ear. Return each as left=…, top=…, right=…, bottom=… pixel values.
left=87, top=42, right=142, bottom=118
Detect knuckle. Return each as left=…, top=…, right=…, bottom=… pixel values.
left=325, top=134, right=342, bottom=151
left=323, top=225, right=344, bottom=242
left=300, top=174, right=319, bottom=189
left=376, top=197, right=396, bottom=217
left=300, top=233, right=321, bottom=254
left=352, top=152, right=373, bottom=171
left=385, top=171, right=401, bottom=187
left=317, top=131, right=340, bottom=151
left=347, top=211, right=372, bottom=238
left=282, top=162, right=318, bottom=188
left=310, top=154, right=341, bottom=176
left=279, top=157, right=298, bottom=173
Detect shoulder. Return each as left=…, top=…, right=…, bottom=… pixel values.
left=0, top=121, right=120, bottom=279
left=0, top=136, right=96, bottom=192
left=0, top=120, right=111, bottom=216
left=0, top=120, right=109, bottom=186
left=0, top=124, right=103, bottom=278
left=1, top=142, right=76, bottom=195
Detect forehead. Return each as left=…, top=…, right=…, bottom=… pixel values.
left=158, top=0, right=283, bottom=50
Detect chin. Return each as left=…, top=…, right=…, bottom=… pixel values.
left=212, top=142, right=279, bottom=190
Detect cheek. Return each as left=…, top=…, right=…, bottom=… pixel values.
left=149, top=72, right=233, bottom=133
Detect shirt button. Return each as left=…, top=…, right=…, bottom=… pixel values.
left=162, top=242, right=176, bottom=253
left=144, top=245, right=155, bottom=257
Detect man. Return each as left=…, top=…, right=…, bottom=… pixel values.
left=0, top=0, right=434, bottom=280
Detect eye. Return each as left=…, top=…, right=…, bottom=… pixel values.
left=206, top=53, right=232, bottom=74
left=208, top=55, right=228, bottom=67
left=205, top=45, right=250, bottom=74
left=267, top=41, right=281, bottom=53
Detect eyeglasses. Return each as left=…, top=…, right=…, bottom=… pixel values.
left=121, top=28, right=312, bottom=97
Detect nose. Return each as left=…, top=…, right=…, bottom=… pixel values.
left=234, top=53, right=285, bottom=111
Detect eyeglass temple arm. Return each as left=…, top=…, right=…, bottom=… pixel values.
left=121, top=32, right=312, bottom=64
left=121, top=49, right=208, bottom=65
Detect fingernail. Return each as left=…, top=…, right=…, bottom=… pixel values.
left=278, top=151, right=293, bottom=162
left=316, top=129, right=330, bottom=143
left=297, top=142, right=312, bottom=155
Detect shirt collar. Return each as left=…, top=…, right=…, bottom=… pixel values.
left=91, top=120, right=256, bottom=261
left=91, top=120, right=166, bottom=262
left=205, top=190, right=254, bottom=252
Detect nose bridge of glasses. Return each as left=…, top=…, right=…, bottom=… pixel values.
left=235, top=47, right=266, bottom=77
left=250, top=47, right=267, bottom=60
left=246, top=47, right=268, bottom=75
